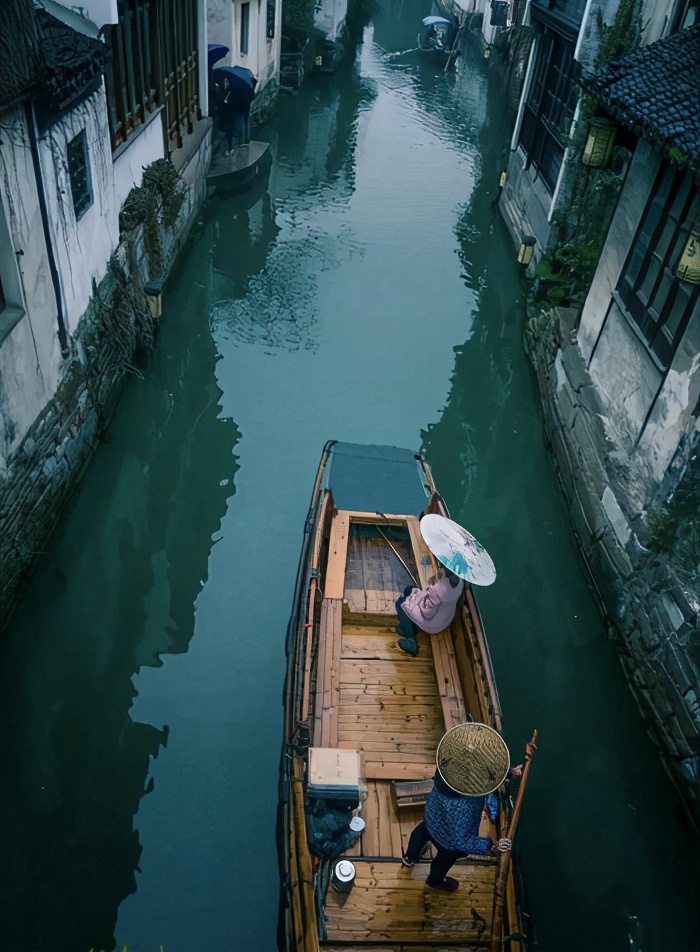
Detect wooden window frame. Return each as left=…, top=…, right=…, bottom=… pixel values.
left=617, top=166, right=699, bottom=370
left=519, top=24, right=578, bottom=193
left=104, top=0, right=158, bottom=151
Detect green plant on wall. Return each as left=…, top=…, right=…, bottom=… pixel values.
left=119, top=159, right=186, bottom=278
left=536, top=0, right=643, bottom=310
left=282, top=0, right=317, bottom=43
left=532, top=236, right=603, bottom=309
left=644, top=457, right=700, bottom=582
left=595, top=0, right=643, bottom=67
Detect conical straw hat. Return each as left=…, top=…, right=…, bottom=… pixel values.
left=436, top=723, right=510, bottom=796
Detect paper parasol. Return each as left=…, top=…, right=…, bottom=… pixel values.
left=419, top=513, right=496, bottom=586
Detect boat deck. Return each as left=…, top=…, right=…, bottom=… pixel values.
left=313, top=511, right=498, bottom=947
left=206, top=141, right=270, bottom=189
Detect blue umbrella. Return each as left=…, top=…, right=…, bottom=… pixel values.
left=214, top=65, right=257, bottom=107
left=224, top=65, right=257, bottom=91
left=208, top=44, right=229, bottom=69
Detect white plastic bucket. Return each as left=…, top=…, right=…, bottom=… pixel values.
left=331, top=859, right=356, bottom=893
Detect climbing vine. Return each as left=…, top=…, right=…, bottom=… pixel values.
left=119, top=158, right=186, bottom=277
left=282, top=0, right=317, bottom=43
left=594, top=0, right=643, bottom=67
left=644, top=456, right=700, bottom=584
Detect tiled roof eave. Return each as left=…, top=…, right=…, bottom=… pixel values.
left=579, top=25, right=700, bottom=173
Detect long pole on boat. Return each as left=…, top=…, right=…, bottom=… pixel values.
left=489, top=730, right=538, bottom=952
left=444, top=18, right=465, bottom=72
left=374, top=522, right=419, bottom=586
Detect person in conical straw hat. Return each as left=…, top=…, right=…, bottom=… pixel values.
left=401, top=723, right=522, bottom=892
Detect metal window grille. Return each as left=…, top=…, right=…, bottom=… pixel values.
left=617, top=167, right=699, bottom=369
left=266, top=0, right=275, bottom=39
left=241, top=2, right=250, bottom=55
left=67, top=130, right=93, bottom=220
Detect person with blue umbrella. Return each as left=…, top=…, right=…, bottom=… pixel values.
left=215, top=65, right=257, bottom=155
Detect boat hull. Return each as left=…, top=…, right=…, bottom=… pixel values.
left=277, top=441, right=527, bottom=951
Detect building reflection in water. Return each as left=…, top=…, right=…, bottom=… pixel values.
left=0, top=231, right=240, bottom=951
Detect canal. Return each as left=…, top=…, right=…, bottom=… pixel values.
left=1, top=2, right=698, bottom=951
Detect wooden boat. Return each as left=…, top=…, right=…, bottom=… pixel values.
left=417, top=2, right=459, bottom=58
left=206, top=141, right=271, bottom=193
left=277, top=441, right=529, bottom=951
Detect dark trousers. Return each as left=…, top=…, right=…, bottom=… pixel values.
left=405, top=820, right=465, bottom=885
left=395, top=585, right=417, bottom=637
left=232, top=111, right=251, bottom=145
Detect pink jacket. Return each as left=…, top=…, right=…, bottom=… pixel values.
left=401, top=576, right=465, bottom=634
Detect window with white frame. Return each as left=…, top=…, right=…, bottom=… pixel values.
left=518, top=25, right=578, bottom=193
left=617, top=165, right=699, bottom=370
left=241, top=2, right=250, bottom=54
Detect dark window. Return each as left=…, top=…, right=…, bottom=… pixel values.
left=266, top=0, right=275, bottom=39
left=67, top=130, right=93, bottom=219
left=518, top=26, right=578, bottom=193
left=490, top=1, right=509, bottom=28
left=241, top=2, right=250, bottom=55
left=0, top=276, right=6, bottom=314
left=618, top=166, right=699, bottom=370
left=530, top=0, right=587, bottom=33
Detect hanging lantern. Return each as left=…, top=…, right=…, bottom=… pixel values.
left=144, top=278, right=164, bottom=319
left=517, top=235, right=536, bottom=266
left=676, top=219, right=700, bottom=285
left=582, top=117, right=617, bottom=169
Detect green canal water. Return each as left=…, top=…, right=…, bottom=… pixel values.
left=1, top=4, right=698, bottom=951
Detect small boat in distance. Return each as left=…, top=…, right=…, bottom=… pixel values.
left=418, top=10, right=459, bottom=56
left=277, top=441, right=530, bottom=951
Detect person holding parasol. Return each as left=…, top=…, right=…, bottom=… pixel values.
left=395, top=514, right=496, bottom=657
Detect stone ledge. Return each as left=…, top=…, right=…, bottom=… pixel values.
left=527, top=308, right=700, bottom=825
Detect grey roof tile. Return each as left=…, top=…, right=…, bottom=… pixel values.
left=581, top=24, right=700, bottom=169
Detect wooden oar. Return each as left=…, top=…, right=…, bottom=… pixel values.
left=489, top=730, right=538, bottom=952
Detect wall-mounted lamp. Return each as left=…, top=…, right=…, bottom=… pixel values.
left=517, top=235, right=536, bottom=266
left=581, top=117, right=617, bottom=169
left=676, top=220, right=700, bottom=285
left=144, top=278, right=164, bottom=319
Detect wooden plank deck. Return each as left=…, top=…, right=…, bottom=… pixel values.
left=324, top=860, right=498, bottom=945
left=315, top=509, right=499, bottom=947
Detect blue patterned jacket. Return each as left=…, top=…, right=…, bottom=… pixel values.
left=424, top=772, right=493, bottom=855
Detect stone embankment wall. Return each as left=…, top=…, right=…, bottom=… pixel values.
left=0, top=139, right=211, bottom=634
left=526, top=307, right=699, bottom=826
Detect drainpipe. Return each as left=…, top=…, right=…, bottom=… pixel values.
left=25, top=100, right=70, bottom=358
